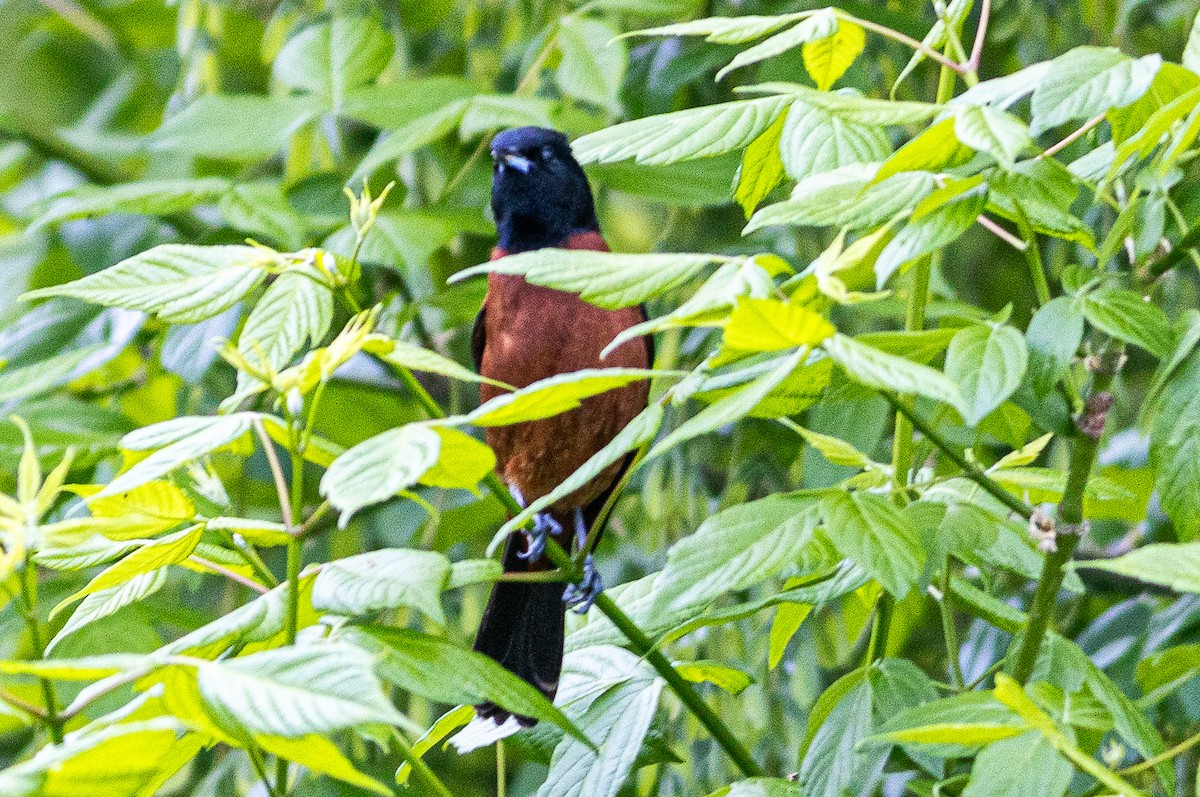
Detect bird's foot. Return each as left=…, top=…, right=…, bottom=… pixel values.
left=518, top=511, right=561, bottom=561
left=563, top=554, right=602, bottom=614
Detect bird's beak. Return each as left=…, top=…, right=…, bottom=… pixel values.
left=496, top=151, right=535, bottom=174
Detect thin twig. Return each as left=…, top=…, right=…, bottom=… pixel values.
left=0, top=686, right=48, bottom=720
left=188, top=554, right=270, bottom=594
left=1119, top=726, right=1200, bottom=775
left=254, top=420, right=295, bottom=532
left=976, top=214, right=1029, bottom=251
left=881, top=392, right=1035, bottom=520
left=835, top=11, right=969, bottom=77
left=1041, top=113, right=1106, bottom=159
left=966, top=0, right=991, bottom=72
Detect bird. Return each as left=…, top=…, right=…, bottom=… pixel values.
left=470, top=127, right=652, bottom=725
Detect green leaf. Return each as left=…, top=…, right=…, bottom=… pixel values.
left=99, top=414, right=258, bottom=497
left=802, top=18, right=864, bottom=91
left=52, top=526, right=201, bottom=618
left=589, top=157, right=741, bottom=208
left=1186, top=10, right=1200, bottom=75
left=623, top=15, right=803, bottom=44
left=31, top=178, right=231, bottom=228
left=1108, top=63, right=1200, bottom=144
left=987, top=159, right=1093, bottom=248
left=312, top=548, right=452, bottom=623
left=875, top=179, right=987, bottom=287
left=865, top=692, right=1023, bottom=756
left=360, top=627, right=587, bottom=741
left=823, top=334, right=965, bottom=413
left=23, top=245, right=272, bottom=324
left=395, top=706, right=474, bottom=784
left=535, top=646, right=663, bottom=797
left=572, top=96, right=793, bottom=165
left=341, top=77, right=476, bottom=129
left=735, top=114, right=787, bottom=217
left=467, top=369, right=658, bottom=427
left=256, top=734, right=390, bottom=796
left=647, top=349, right=805, bottom=459
left=0, top=718, right=196, bottom=797
left=217, top=183, right=308, bottom=250
left=953, top=105, right=1032, bottom=170
left=723, top=298, right=835, bottom=352
left=236, top=269, right=334, bottom=389
left=768, top=601, right=812, bottom=668
left=747, top=167, right=934, bottom=233
left=1080, top=286, right=1173, bottom=357
left=1030, top=47, right=1162, bottom=135
left=709, top=779, right=802, bottom=797
left=1076, top=543, right=1200, bottom=592
left=945, top=323, right=1028, bottom=425
left=319, top=424, right=442, bottom=527
left=960, top=732, right=1072, bottom=797
left=778, top=99, right=890, bottom=183
left=875, top=117, right=974, bottom=182
left=48, top=569, right=169, bottom=653
left=351, top=100, right=469, bottom=178
left=556, top=17, right=626, bottom=111
left=272, top=16, right=393, bottom=110
left=676, top=661, right=753, bottom=694
left=453, top=249, right=729, bottom=309
left=798, top=675, right=879, bottom=797
left=819, top=492, right=924, bottom=597
left=187, top=643, right=405, bottom=737
left=0, top=346, right=114, bottom=406
left=1151, top=346, right=1200, bottom=539
left=364, top=336, right=511, bottom=388
left=149, top=95, right=319, bottom=160
left=715, top=10, right=838, bottom=81
left=419, top=427, right=497, bottom=491
left=204, top=517, right=291, bottom=547
left=654, top=494, right=823, bottom=610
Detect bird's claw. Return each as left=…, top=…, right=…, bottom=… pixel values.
left=563, top=554, right=602, bottom=614
left=517, top=511, right=560, bottom=561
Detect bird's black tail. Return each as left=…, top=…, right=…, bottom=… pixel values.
left=473, top=530, right=567, bottom=726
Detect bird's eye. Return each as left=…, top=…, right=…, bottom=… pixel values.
left=540, top=145, right=555, bottom=160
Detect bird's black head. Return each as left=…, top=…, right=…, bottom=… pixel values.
left=490, top=127, right=599, bottom=253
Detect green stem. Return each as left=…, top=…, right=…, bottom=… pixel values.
left=881, top=393, right=1034, bottom=520
left=20, top=558, right=63, bottom=744
left=1015, top=215, right=1052, bottom=307
left=401, top=369, right=763, bottom=777
left=1008, top=350, right=1121, bottom=684
left=1150, top=214, right=1200, bottom=277
left=1119, top=725, right=1200, bottom=776
left=391, top=728, right=454, bottom=797
left=866, top=593, right=894, bottom=663
left=938, top=571, right=964, bottom=688
left=542, top=536, right=763, bottom=777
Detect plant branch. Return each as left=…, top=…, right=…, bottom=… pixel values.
left=1041, top=113, right=1106, bottom=159
left=976, top=214, right=1029, bottom=251
left=540, top=535, right=764, bottom=777
left=188, top=554, right=270, bottom=594
left=390, top=728, right=454, bottom=797
left=20, top=558, right=63, bottom=744
left=1119, top=725, right=1200, bottom=776
left=0, top=686, right=48, bottom=720
left=966, top=0, right=991, bottom=73
left=398, top=365, right=763, bottom=777
left=1008, top=346, right=1122, bottom=684
left=254, top=420, right=295, bottom=533
left=882, top=392, right=1035, bottom=520
left=1149, top=219, right=1200, bottom=278
left=834, top=10, right=969, bottom=77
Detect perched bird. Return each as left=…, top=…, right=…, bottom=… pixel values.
left=471, top=127, right=652, bottom=725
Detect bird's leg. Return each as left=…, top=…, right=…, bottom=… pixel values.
left=509, top=485, right=562, bottom=562
left=563, top=507, right=602, bottom=613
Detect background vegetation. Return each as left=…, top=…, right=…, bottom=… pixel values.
left=1, top=0, right=1200, bottom=795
